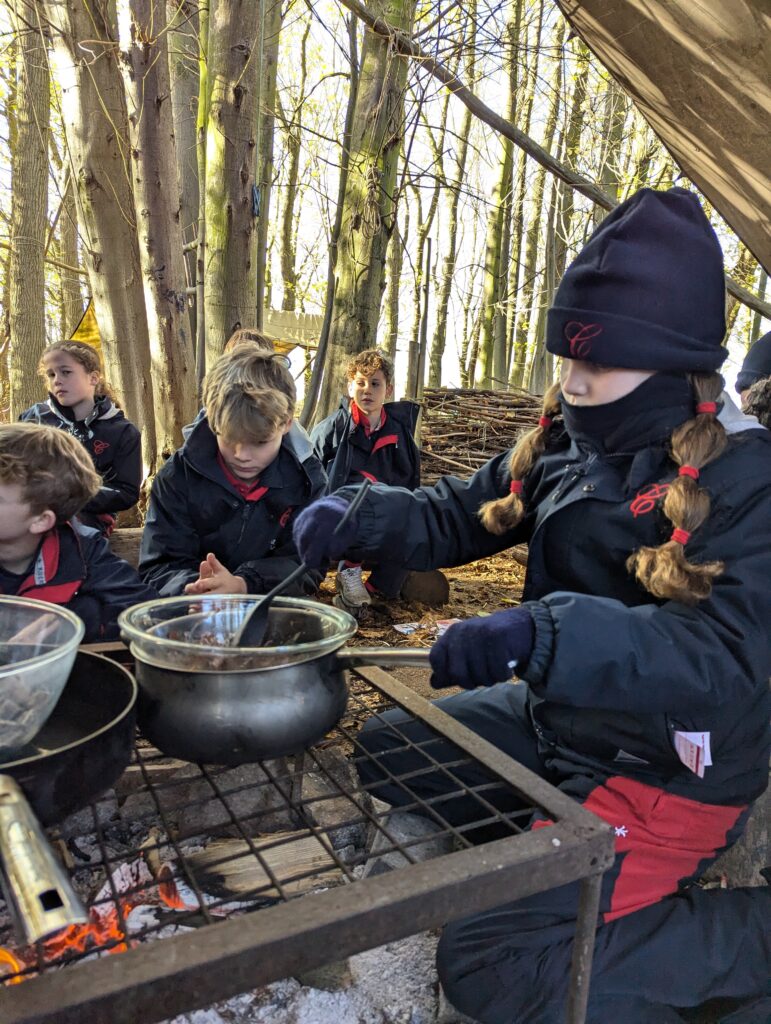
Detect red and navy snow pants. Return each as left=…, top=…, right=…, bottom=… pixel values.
left=356, top=683, right=771, bottom=1024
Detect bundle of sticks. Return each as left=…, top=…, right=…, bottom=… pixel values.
left=419, top=387, right=543, bottom=485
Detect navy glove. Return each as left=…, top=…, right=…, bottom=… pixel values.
left=429, top=607, right=535, bottom=689
left=292, top=495, right=358, bottom=568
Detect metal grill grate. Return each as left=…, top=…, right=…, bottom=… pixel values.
left=0, top=664, right=613, bottom=1024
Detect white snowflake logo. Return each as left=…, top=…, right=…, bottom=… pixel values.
left=614, top=825, right=628, bottom=838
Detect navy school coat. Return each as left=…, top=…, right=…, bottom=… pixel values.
left=336, top=393, right=771, bottom=807
left=311, top=398, right=421, bottom=492
left=0, top=521, right=157, bottom=642
left=21, top=395, right=142, bottom=519
left=139, top=415, right=327, bottom=597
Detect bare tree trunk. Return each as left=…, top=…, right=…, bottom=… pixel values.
left=9, top=1, right=49, bottom=417
left=204, top=0, right=262, bottom=364
left=508, top=0, right=544, bottom=386
left=300, top=14, right=359, bottom=427
left=255, top=0, right=283, bottom=320
left=195, top=0, right=208, bottom=385
left=384, top=202, right=407, bottom=360
left=124, top=0, right=198, bottom=457
left=592, top=76, right=627, bottom=223
left=317, top=0, right=417, bottom=420
left=58, top=169, right=84, bottom=335
left=168, top=0, right=200, bottom=331
left=0, top=46, right=16, bottom=419
left=553, top=38, right=589, bottom=286
left=478, top=0, right=521, bottom=389
left=42, top=0, right=157, bottom=467
left=278, top=19, right=310, bottom=312
left=510, top=16, right=564, bottom=391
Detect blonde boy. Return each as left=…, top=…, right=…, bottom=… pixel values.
left=140, top=348, right=327, bottom=596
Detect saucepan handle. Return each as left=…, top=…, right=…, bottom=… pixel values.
left=335, top=646, right=432, bottom=669
left=0, top=774, right=87, bottom=945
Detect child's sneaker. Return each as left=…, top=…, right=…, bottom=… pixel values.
left=334, top=564, right=371, bottom=614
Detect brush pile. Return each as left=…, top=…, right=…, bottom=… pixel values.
left=419, top=387, right=543, bottom=484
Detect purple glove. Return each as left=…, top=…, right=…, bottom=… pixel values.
left=292, top=495, right=358, bottom=568
left=429, top=607, right=535, bottom=689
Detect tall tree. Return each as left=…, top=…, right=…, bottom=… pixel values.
left=167, top=0, right=200, bottom=320
left=511, top=15, right=565, bottom=391
left=478, top=0, right=521, bottom=389
left=42, top=0, right=157, bottom=464
left=255, top=0, right=284, bottom=320
left=204, top=0, right=262, bottom=365
left=9, top=2, right=49, bottom=417
left=428, top=0, right=478, bottom=386
left=317, top=0, right=417, bottom=419
left=508, top=0, right=544, bottom=386
left=56, top=168, right=84, bottom=336
left=123, top=0, right=197, bottom=456
left=277, top=18, right=311, bottom=312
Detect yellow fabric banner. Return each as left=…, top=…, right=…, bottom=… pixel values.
left=70, top=299, right=101, bottom=355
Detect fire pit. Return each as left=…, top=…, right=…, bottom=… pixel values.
left=0, top=652, right=613, bottom=1024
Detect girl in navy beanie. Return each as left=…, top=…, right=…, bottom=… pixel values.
left=293, top=188, right=771, bottom=1023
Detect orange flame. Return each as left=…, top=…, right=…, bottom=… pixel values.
left=1, top=865, right=194, bottom=985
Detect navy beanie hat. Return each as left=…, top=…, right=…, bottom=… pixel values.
left=736, top=331, right=771, bottom=393
left=546, top=188, right=727, bottom=372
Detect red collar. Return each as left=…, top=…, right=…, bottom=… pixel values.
left=216, top=452, right=269, bottom=502
left=350, top=401, right=386, bottom=437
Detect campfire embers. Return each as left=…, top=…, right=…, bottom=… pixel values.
left=0, top=856, right=196, bottom=983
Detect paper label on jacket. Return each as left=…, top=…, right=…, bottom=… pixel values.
left=673, top=731, right=712, bottom=778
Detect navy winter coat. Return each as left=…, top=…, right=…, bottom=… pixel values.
left=0, top=521, right=157, bottom=642
left=311, top=398, right=420, bottom=492
left=20, top=395, right=142, bottom=526
left=338, top=393, right=771, bottom=807
left=140, top=415, right=327, bottom=596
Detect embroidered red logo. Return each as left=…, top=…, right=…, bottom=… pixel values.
left=279, top=507, right=294, bottom=528
left=630, top=483, right=670, bottom=517
left=564, top=321, right=603, bottom=358
left=92, top=440, right=110, bottom=455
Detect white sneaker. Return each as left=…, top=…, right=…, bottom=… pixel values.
left=334, top=564, right=371, bottom=613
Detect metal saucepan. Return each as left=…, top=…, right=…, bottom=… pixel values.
left=0, top=652, right=137, bottom=944
left=119, top=595, right=431, bottom=765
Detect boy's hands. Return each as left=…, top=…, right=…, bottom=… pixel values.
left=292, top=495, right=357, bottom=568
left=429, top=607, right=535, bottom=689
left=184, top=553, right=247, bottom=596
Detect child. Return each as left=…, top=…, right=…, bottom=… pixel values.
left=140, top=346, right=327, bottom=597
left=0, top=424, right=156, bottom=641
left=224, top=327, right=277, bottom=354
left=735, top=329, right=771, bottom=408
left=311, top=348, right=420, bottom=613
left=292, top=190, right=771, bottom=1023
left=20, top=340, right=142, bottom=535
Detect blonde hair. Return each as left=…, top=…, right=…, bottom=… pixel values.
left=224, top=327, right=277, bottom=355
left=479, top=382, right=561, bottom=535
left=480, top=374, right=729, bottom=605
left=203, top=348, right=295, bottom=444
left=347, top=348, right=395, bottom=387
left=39, top=340, right=114, bottom=400
left=0, top=423, right=101, bottom=520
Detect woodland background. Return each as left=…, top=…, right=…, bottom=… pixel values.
left=1, top=0, right=769, bottom=473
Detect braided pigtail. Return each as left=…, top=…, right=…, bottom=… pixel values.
left=626, top=373, right=727, bottom=604
left=479, top=382, right=561, bottom=535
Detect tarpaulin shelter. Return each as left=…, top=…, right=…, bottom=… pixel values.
left=557, top=1, right=771, bottom=273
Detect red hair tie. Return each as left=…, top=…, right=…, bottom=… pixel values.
left=696, top=402, right=717, bottom=415
left=538, top=416, right=552, bottom=428
left=670, top=528, right=691, bottom=545
left=678, top=465, right=699, bottom=480
left=509, top=480, right=523, bottom=495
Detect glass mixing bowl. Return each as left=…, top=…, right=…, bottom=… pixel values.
left=118, top=595, right=357, bottom=673
left=0, top=596, right=84, bottom=753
